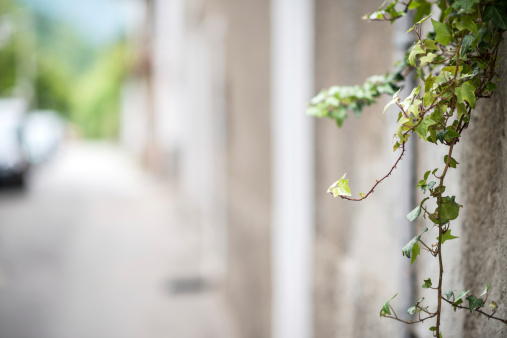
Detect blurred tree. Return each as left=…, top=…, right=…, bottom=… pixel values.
left=0, top=0, right=130, bottom=139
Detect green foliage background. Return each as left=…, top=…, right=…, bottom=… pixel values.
left=0, top=0, right=129, bottom=139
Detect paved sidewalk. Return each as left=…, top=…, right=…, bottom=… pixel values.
left=0, top=142, right=236, bottom=338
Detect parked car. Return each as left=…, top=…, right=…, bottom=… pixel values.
left=21, top=110, right=65, bottom=164
left=0, top=98, right=29, bottom=188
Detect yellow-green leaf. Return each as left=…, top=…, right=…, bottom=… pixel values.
left=455, top=81, right=476, bottom=108
left=420, top=52, right=436, bottom=66
left=327, top=173, right=352, bottom=197
left=414, top=116, right=436, bottom=141
left=408, top=44, right=426, bottom=66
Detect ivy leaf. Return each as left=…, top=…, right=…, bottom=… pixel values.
left=455, top=81, right=476, bottom=108
left=445, top=129, right=461, bottom=140
left=490, top=301, right=498, bottom=309
left=411, top=242, right=420, bottom=265
left=420, top=181, right=436, bottom=193
left=436, top=130, right=445, bottom=143
left=455, top=15, right=478, bottom=34
left=439, top=229, right=459, bottom=244
left=380, top=294, right=398, bottom=317
left=415, top=116, right=436, bottom=141
left=444, top=155, right=459, bottom=168
left=486, top=81, right=498, bottom=92
left=431, top=196, right=460, bottom=224
left=327, top=173, right=352, bottom=197
left=422, top=278, right=432, bottom=288
left=383, top=87, right=402, bottom=114
left=457, top=102, right=467, bottom=118
left=402, top=227, right=428, bottom=258
left=452, top=0, right=479, bottom=13
left=406, top=206, right=421, bottom=222
left=420, top=52, right=437, bottom=66
left=480, top=284, right=490, bottom=297
left=466, top=295, right=484, bottom=313
left=453, top=290, right=470, bottom=305
left=461, top=34, right=476, bottom=57
left=431, top=19, right=453, bottom=46
left=484, top=3, right=507, bottom=30
left=443, top=290, right=454, bottom=300
left=407, top=297, right=425, bottom=314
left=408, top=44, right=426, bottom=66
left=423, top=39, right=438, bottom=51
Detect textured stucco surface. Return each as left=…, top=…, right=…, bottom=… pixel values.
left=458, top=40, right=507, bottom=337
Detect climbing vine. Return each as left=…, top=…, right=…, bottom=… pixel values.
left=307, top=0, right=507, bottom=336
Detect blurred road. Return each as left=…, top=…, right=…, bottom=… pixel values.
left=0, top=142, right=235, bottom=338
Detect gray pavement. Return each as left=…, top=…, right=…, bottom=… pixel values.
left=0, top=142, right=235, bottom=338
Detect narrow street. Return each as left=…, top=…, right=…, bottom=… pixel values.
left=0, top=142, right=235, bottom=338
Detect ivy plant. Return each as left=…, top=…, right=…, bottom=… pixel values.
left=308, top=0, right=507, bottom=336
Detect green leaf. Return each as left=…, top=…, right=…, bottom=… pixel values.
left=432, top=196, right=460, bottom=224
left=429, top=326, right=437, bottom=331
left=443, top=290, right=454, bottom=300
left=455, top=15, right=478, bottom=34
left=457, top=102, right=467, bottom=118
left=422, top=278, right=432, bottom=288
left=453, top=290, right=470, bottom=305
left=439, top=229, right=459, bottom=244
left=420, top=181, right=436, bottom=193
left=466, top=295, right=484, bottom=313
left=423, top=39, right=438, bottom=50
left=431, top=19, right=453, bottom=46
left=406, top=206, right=422, bottom=222
left=327, top=173, right=352, bottom=197
left=461, top=34, right=476, bottom=57
left=436, top=130, right=445, bottom=143
left=480, top=284, right=490, bottom=297
left=445, top=129, right=461, bottom=140
left=452, top=0, right=479, bottom=13
left=411, top=242, right=420, bottom=265
left=489, top=301, right=498, bottom=309
left=486, top=81, right=498, bottom=92
left=383, top=87, right=402, bottom=114
left=408, top=44, right=425, bottom=66
left=484, top=3, right=507, bottom=30
left=444, top=155, right=459, bottom=168
left=380, top=293, right=397, bottom=317
left=402, top=227, right=428, bottom=258
left=455, top=81, right=476, bottom=108
left=415, top=116, right=436, bottom=141
left=408, top=12, right=434, bottom=32
left=359, top=192, right=365, bottom=198
left=420, top=52, right=437, bottom=66
left=408, top=297, right=425, bottom=314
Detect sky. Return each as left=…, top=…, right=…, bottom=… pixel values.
left=19, top=0, right=140, bottom=45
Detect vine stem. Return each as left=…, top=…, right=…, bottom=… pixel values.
left=441, top=297, right=507, bottom=325
left=435, top=141, right=455, bottom=337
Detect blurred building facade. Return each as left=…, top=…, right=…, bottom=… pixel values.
left=121, top=1, right=507, bottom=338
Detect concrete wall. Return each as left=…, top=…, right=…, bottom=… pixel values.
left=312, top=1, right=410, bottom=337
left=457, top=41, right=507, bottom=338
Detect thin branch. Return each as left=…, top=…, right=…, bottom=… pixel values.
left=441, top=297, right=507, bottom=325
